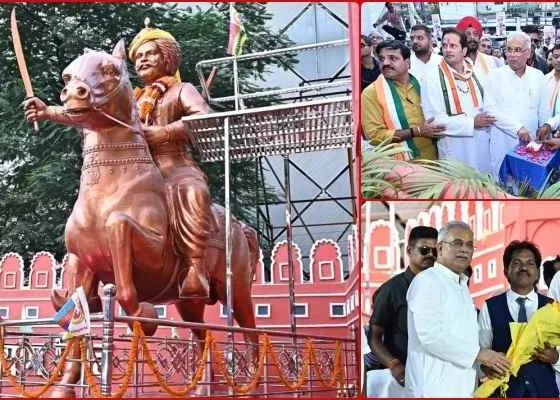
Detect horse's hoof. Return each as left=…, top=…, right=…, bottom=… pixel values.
left=130, top=302, right=158, bottom=336
left=50, top=386, right=75, bottom=398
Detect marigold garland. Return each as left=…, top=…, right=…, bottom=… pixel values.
left=134, top=76, right=177, bottom=124
left=266, top=338, right=312, bottom=390
left=211, top=334, right=267, bottom=394
left=140, top=322, right=210, bottom=396
left=0, top=327, right=75, bottom=398
left=1, top=321, right=347, bottom=397
left=308, top=340, right=346, bottom=389
left=80, top=321, right=140, bottom=398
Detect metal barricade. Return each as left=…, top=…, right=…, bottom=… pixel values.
left=0, top=285, right=358, bottom=397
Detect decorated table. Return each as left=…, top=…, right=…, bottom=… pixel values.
left=499, top=142, right=560, bottom=191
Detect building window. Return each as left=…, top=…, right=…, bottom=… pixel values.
left=483, top=209, right=492, bottom=234
left=319, top=261, right=335, bottom=280
left=155, top=305, right=166, bottom=318
left=488, top=259, right=497, bottom=279
left=4, top=272, right=17, bottom=289
left=255, top=304, right=270, bottom=318
left=24, top=307, right=39, bottom=320
left=35, top=271, right=49, bottom=288
left=473, top=264, right=483, bottom=284
left=373, top=247, right=393, bottom=269
left=330, top=303, right=345, bottom=318
left=278, top=262, right=290, bottom=281
left=0, top=307, right=8, bottom=319
left=294, top=303, right=308, bottom=318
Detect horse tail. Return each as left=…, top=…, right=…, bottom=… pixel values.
left=241, top=224, right=259, bottom=279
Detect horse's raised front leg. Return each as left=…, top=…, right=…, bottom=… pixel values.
left=107, top=212, right=162, bottom=336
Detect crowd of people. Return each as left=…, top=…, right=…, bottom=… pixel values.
left=361, top=14, right=560, bottom=185
left=364, top=222, right=560, bottom=397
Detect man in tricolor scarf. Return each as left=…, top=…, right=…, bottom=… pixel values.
left=537, top=45, right=560, bottom=142
left=421, top=28, right=495, bottom=173
left=456, top=16, right=503, bottom=82
left=478, top=241, right=559, bottom=397
left=361, top=40, right=444, bottom=161
left=128, top=21, right=214, bottom=300
left=484, top=31, right=544, bottom=179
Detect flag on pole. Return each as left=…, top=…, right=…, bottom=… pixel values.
left=226, top=4, right=247, bottom=56
left=53, top=286, right=90, bottom=338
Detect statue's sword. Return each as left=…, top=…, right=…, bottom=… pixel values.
left=11, top=8, right=39, bottom=133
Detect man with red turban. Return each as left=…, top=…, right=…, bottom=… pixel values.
left=456, top=16, right=503, bottom=81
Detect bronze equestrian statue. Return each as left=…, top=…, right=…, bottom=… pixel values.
left=24, top=33, right=259, bottom=396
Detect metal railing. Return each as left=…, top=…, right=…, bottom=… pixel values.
left=0, top=284, right=358, bottom=398
left=195, top=39, right=350, bottom=108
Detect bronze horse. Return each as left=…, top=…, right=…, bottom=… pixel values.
left=25, top=40, right=259, bottom=395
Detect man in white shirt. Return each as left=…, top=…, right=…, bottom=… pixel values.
left=456, top=16, right=503, bottom=82
left=479, top=35, right=493, bottom=55
left=421, top=28, right=495, bottom=173
left=409, top=24, right=442, bottom=85
left=478, top=241, right=559, bottom=397
left=537, top=45, right=560, bottom=137
left=484, top=31, right=544, bottom=179
left=406, top=221, right=510, bottom=397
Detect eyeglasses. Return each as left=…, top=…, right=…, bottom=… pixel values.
left=417, top=246, right=437, bottom=257
left=441, top=240, right=476, bottom=251
left=506, top=47, right=528, bottom=54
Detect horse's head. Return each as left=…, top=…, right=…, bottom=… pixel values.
left=61, top=39, right=139, bottom=130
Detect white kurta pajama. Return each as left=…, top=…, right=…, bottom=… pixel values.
left=421, top=60, right=490, bottom=173
left=484, top=65, right=544, bottom=179
left=539, top=71, right=560, bottom=126
left=406, top=263, right=479, bottom=397
left=410, top=52, right=443, bottom=86
left=469, top=52, right=504, bottom=85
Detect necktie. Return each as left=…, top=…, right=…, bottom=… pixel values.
left=516, top=297, right=528, bottom=322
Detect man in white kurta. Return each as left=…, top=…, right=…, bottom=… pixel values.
left=406, top=221, right=510, bottom=397
left=484, top=32, right=544, bottom=179
left=421, top=28, right=494, bottom=173
left=538, top=45, right=560, bottom=127
left=409, top=24, right=442, bottom=85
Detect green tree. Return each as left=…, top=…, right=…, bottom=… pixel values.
left=0, top=3, right=293, bottom=262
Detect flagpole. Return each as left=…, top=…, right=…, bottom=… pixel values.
left=233, top=56, right=240, bottom=111
left=231, top=3, right=241, bottom=111
left=226, top=5, right=236, bottom=396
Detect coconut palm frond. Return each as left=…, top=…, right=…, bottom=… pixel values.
left=538, top=180, right=560, bottom=198
left=400, top=159, right=508, bottom=199
left=361, top=141, right=405, bottom=198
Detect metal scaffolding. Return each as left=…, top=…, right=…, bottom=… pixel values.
left=182, top=3, right=355, bottom=379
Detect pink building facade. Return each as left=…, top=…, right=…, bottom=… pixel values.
left=362, top=201, right=560, bottom=325
left=0, top=234, right=359, bottom=340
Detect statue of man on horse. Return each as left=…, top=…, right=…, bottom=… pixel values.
left=22, top=20, right=259, bottom=396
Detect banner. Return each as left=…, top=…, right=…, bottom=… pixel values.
left=53, top=286, right=90, bottom=338
left=431, top=14, right=442, bottom=40
left=496, top=12, right=506, bottom=36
